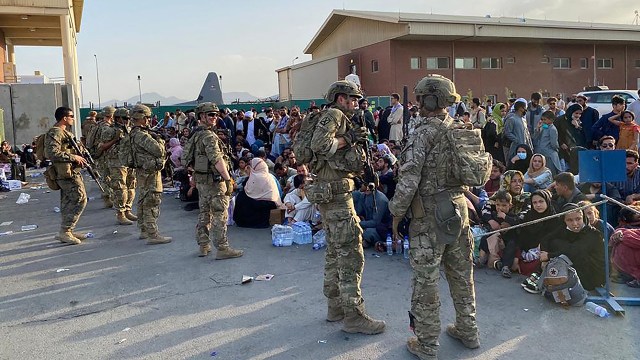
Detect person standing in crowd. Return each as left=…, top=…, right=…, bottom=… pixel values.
left=99, top=108, right=138, bottom=225
left=81, top=110, right=97, bottom=145
left=358, top=98, right=376, bottom=141
left=532, top=110, right=562, bottom=175
left=575, top=95, right=600, bottom=148
left=503, top=99, right=533, bottom=161
left=389, top=75, right=479, bottom=359
left=274, top=107, right=291, bottom=155
left=629, top=90, right=640, bottom=123
left=94, top=106, right=116, bottom=209
left=545, top=97, right=565, bottom=117
left=592, top=95, right=626, bottom=143
left=526, top=92, right=544, bottom=135
left=388, top=93, right=404, bottom=142
left=469, top=97, right=486, bottom=129
left=310, top=80, right=386, bottom=335
left=129, top=104, right=172, bottom=245
left=44, top=107, right=88, bottom=245
left=185, top=102, right=242, bottom=259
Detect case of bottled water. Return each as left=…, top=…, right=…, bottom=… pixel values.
left=271, top=225, right=294, bottom=247
left=293, top=222, right=313, bottom=245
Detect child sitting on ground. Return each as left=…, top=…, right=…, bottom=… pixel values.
left=477, top=189, right=520, bottom=277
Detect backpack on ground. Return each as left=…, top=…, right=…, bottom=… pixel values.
left=118, top=133, right=136, bottom=168
left=540, top=254, right=587, bottom=306
left=435, top=119, right=492, bottom=187
left=293, top=110, right=324, bottom=165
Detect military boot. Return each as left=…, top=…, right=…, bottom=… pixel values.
left=215, top=247, right=244, bottom=260
left=139, top=231, right=148, bottom=240
left=117, top=212, right=133, bottom=225
left=146, top=233, right=172, bottom=245
left=406, top=336, right=437, bottom=360
left=72, top=232, right=87, bottom=241
left=199, top=243, right=212, bottom=257
left=55, top=230, right=81, bottom=245
left=104, top=198, right=113, bottom=208
left=341, top=307, right=386, bottom=335
left=125, top=211, right=138, bottom=221
left=445, top=324, right=480, bottom=349
left=326, top=298, right=344, bottom=322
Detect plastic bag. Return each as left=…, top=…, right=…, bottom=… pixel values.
left=16, top=193, right=31, bottom=204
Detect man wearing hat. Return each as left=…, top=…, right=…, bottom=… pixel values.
left=183, top=102, right=243, bottom=259
left=98, top=108, right=138, bottom=225
left=129, top=104, right=172, bottom=245
left=95, top=106, right=116, bottom=209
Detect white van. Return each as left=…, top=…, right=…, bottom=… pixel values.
left=576, top=90, right=639, bottom=115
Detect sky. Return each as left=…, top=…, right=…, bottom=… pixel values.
left=13, top=0, right=638, bottom=105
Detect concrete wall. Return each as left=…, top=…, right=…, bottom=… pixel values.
left=0, top=31, right=5, bottom=83
left=10, top=84, right=62, bottom=146
left=0, top=84, right=12, bottom=144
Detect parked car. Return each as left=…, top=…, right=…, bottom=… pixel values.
left=577, top=89, right=639, bottom=115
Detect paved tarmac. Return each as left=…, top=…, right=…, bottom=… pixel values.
left=1, top=174, right=639, bottom=360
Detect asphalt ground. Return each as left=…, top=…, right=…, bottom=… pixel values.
left=0, top=172, right=639, bottom=360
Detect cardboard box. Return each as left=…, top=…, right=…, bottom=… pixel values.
left=269, top=208, right=286, bottom=226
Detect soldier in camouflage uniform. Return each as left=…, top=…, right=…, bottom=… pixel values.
left=310, top=80, right=385, bottom=335
left=94, top=107, right=115, bottom=209
left=98, top=108, right=137, bottom=225
left=183, top=102, right=243, bottom=259
left=388, top=74, right=479, bottom=360
left=81, top=110, right=97, bottom=145
left=44, top=107, right=89, bottom=245
left=129, top=104, right=172, bottom=245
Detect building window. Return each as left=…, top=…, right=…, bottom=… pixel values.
left=580, top=58, right=588, bottom=69
left=410, top=57, right=421, bottom=70
left=552, top=57, right=571, bottom=69
left=426, top=57, right=449, bottom=69
left=597, top=58, right=613, bottom=69
left=481, top=57, right=501, bottom=69
left=506, top=57, right=516, bottom=64
left=454, top=57, right=475, bottom=69
left=541, top=57, right=550, bottom=64
left=371, top=60, right=379, bottom=73
left=635, top=59, right=640, bottom=68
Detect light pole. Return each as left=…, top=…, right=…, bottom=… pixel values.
left=292, top=56, right=299, bottom=66
left=94, top=54, right=101, bottom=108
left=79, top=75, right=84, bottom=107
left=137, top=75, right=142, bottom=104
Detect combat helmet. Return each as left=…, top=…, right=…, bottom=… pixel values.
left=325, top=80, right=363, bottom=103
left=114, top=108, right=130, bottom=119
left=414, top=74, right=460, bottom=111
left=102, top=106, right=116, bottom=117
left=195, top=102, right=219, bottom=115
left=131, top=104, right=152, bottom=120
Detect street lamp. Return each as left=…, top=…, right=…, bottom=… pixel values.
left=137, top=75, right=142, bottom=104
left=292, top=56, right=299, bottom=65
left=94, top=54, right=101, bottom=108
left=79, top=75, right=84, bottom=107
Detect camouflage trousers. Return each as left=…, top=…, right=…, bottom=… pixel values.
left=409, top=195, right=478, bottom=354
left=56, top=172, right=87, bottom=231
left=97, top=157, right=113, bottom=202
left=194, top=173, right=230, bottom=250
left=319, top=191, right=366, bottom=314
left=136, top=171, right=162, bottom=236
left=109, top=166, right=136, bottom=213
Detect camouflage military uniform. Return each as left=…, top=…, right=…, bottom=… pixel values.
left=81, top=118, right=97, bottom=143
left=129, top=119, right=170, bottom=244
left=98, top=115, right=137, bottom=224
left=93, top=109, right=115, bottom=207
left=44, top=126, right=87, bottom=244
left=309, top=86, right=384, bottom=334
left=389, top=75, right=479, bottom=359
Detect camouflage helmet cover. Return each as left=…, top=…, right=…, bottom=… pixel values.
left=131, top=104, right=152, bottom=120
left=195, top=102, right=220, bottom=115
left=325, top=80, right=363, bottom=103
left=414, top=74, right=461, bottom=111
left=114, top=108, right=130, bottom=118
left=102, top=106, right=116, bottom=116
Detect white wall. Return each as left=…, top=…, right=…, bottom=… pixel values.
left=290, top=57, right=338, bottom=100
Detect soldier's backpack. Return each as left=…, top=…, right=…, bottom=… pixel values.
left=118, top=133, right=136, bottom=168
left=181, top=128, right=202, bottom=168
left=436, top=119, right=492, bottom=187
left=540, top=254, right=587, bottom=306
left=293, top=110, right=325, bottom=165
left=85, top=123, right=103, bottom=158
left=35, top=133, right=46, bottom=162
left=35, top=131, right=61, bottom=191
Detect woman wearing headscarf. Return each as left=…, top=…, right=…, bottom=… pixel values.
left=554, top=103, right=586, bottom=170
left=168, top=138, right=183, bottom=170
left=516, top=190, right=559, bottom=276
left=506, top=143, right=532, bottom=175
left=610, top=205, right=640, bottom=288
left=482, top=102, right=506, bottom=163
left=523, top=154, right=553, bottom=193
left=233, top=158, right=282, bottom=228
left=501, top=169, right=531, bottom=214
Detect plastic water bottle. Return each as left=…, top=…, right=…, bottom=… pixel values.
left=396, top=238, right=402, bottom=255
left=53, top=206, right=60, bottom=213
left=21, top=225, right=38, bottom=231
left=313, top=230, right=327, bottom=250
left=85, top=232, right=95, bottom=238
left=386, top=233, right=393, bottom=256
left=312, top=211, right=322, bottom=226
left=585, top=302, right=611, bottom=318
left=403, top=235, right=410, bottom=259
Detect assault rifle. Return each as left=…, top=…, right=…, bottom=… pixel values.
left=69, top=136, right=105, bottom=193
left=355, top=109, right=380, bottom=212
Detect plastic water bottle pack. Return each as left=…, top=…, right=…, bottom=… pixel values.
left=271, top=225, right=293, bottom=247
left=293, top=222, right=313, bottom=245
left=313, top=230, right=327, bottom=250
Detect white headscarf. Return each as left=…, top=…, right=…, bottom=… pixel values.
left=244, top=158, right=281, bottom=205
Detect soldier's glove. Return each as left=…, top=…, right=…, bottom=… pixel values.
left=224, top=179, right=235, bottom=197
left=392, top=215, right=402, bottom=242
left=344, top=126, right=368, bottom=147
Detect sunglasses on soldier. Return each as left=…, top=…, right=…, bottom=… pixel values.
left=207, top=112, right=217, bottom=117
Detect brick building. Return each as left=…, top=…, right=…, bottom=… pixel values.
left=277, top=10, right=640, bottom=103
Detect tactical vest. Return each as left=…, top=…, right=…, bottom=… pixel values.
left=314, top=109, right=365, bottom=175
left=193, top=129, right=228, bottom=177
